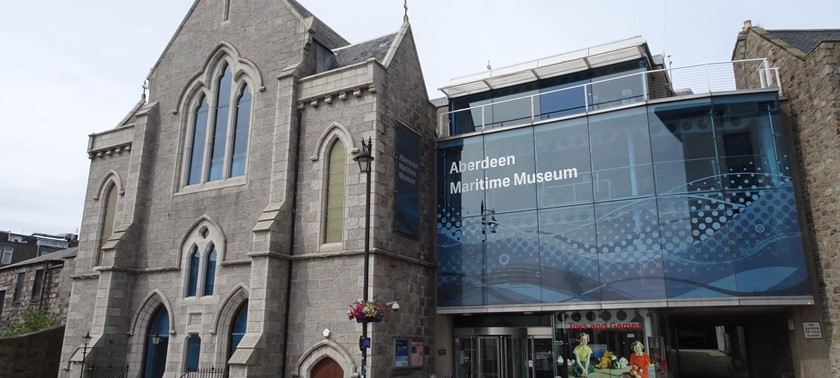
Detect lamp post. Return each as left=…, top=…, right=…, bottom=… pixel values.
left=353, top=137, right=374, bottom=378
left=80, top=332, right=92, bottom=378
left=151, top=332, right=161, bottom=378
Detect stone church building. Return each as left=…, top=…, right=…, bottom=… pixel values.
left=59, top=1, right=437, bottom=377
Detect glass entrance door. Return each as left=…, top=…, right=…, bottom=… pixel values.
left=479, top=336, right=504, bottom=378
left=528, top=337, right=554, bottom=378
left=455, top=328, right=528, bottom=378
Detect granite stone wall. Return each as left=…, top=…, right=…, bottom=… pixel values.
left=734, top=26, right=840, bottom=377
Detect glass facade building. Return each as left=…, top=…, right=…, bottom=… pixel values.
left=437, top=92, right=808, bottom=308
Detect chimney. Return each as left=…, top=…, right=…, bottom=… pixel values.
left=742, top=20, right=752, bottom=32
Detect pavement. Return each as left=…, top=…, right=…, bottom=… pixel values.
left=677, top=349, right=748, bottom=378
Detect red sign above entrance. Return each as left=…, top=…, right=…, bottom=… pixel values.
left=568, top=322, right=643, bottom=330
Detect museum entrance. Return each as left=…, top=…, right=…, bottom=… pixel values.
left=669, top=308, right=793, bottom=378
left=454, top=327, right=555, bottom=378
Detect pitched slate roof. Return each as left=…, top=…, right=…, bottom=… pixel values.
left=765, top=29, right=840, bottom=54
left=0, top=247, right=77, bottom=271
left=331, top=33, right=397, bottom=69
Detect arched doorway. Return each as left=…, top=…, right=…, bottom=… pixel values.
left=311, top=357, right=343, bottom=378
left=143, top=306, right=169, bottom=378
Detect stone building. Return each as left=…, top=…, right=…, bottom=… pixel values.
left=59, top=1, right=436, bottom=377
left=733, top=21, right=840, bottom=377
left=0, top=231, right=77, bottom=268
left=0, top=247, right=76, bottom=329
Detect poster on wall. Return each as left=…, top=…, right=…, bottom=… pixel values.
left=394, top=338, right=424, bottom=368
left=394, top=339, right=409, bottom=367
left=394, top=123, right=421, bottom=237
left=410, top=340, right=424, bottom=367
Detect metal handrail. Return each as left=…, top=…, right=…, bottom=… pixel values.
left=439, top=58, right=781, bottom=137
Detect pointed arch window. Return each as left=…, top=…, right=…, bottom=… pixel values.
left=97, top=182, right=118, bottom=265
left=184, top=62, right=252, bottom=187
left=186, top=247, right=200, bottom=297
left=203, top=248, right=217, bottom=296
left=144, top=307, right=169, bottom=378
left=229, top=302, right=248, bottom=357
left=182, top=226, right=221, bottom=298
left=324, top=141, right=346, bottom=243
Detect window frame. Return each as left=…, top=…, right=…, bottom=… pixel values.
left=180, top=61, right=254, bottom=190
left=322, top=139, right=347, bottom=244
left=13, top=272, right=25, bottom=303
left=31, top=269, right=44, bottom=302
left=1, top=246, right=12, bottom=264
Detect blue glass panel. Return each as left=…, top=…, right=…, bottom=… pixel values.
left=204, top=248, right=216, bottom=296
left=185, top=336, right=200, bottom=372
left=594, top=198, right=665, bottom=300
left=659, top=193, right=737, bottom=298
left=230, top=85, right=251, bottom=178
left=208, top=66, right=233, bottom=181
left=589, top=107, right=654, bottom=201
left=437, top=215, right=485, bottom=306
left=483, top=211, right=540, bottom=305
left=539, top=77, right=589, bottom=120
left=590, top=63, right=646, bottom=111
left=482, top=127, right=535, bottom=214
left=187, top=98, right=209, bottom=185
left=726, top=185, right=808, bottom=296
left=438, top=137, right=485, bottom=219
left=538, top=205, right=600, bottom=302
left=187, top=248, right=199, bottom=297
left=534, top=118, right=593, bottom=207
left=649, top=99, right=721, bottom=194
left=230, top=303, right=248, bottom=356
left=598, top=250, right=666, bottom=300
left=488, top=84, right=538, bottom=129
left=595, top=198, right=661, bottom=254
left=714, top=98, right=785, bottom=190
left=450, top=96, right=491, bottom=135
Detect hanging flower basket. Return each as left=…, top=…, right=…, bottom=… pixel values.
left=347, top=300, right=385, bottom=323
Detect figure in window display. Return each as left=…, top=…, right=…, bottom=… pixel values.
left=627, top=340, right=650, bottom=378
left=571, top=333, right=595, bottom=377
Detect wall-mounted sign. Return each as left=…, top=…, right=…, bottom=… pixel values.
left=394, top=123, right=421, bottom=237
left=803, top=322, right=822, bottom=339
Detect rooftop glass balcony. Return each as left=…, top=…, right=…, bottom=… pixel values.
left=439, top=58, right=781, bottom=137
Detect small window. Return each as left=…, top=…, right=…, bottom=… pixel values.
left=185, top=335, right=201, bottom=372
left=13, top=272, right=25, bottom=302
left=0, top=290, right=5, bottom=316
left=31, top=270, right=44, bottom=301
left=1, top=246, right=13, bottom=264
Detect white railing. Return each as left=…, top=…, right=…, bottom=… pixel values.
left=439, top=59, right=781, bottom=137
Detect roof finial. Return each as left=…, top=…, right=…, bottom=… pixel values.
left=404, top=0, right=408, bottom=17
left=486, top=60, right=492, bottom=71
left=142, top=80, right=148, bottom=101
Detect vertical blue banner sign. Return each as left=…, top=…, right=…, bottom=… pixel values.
left=395, top=122, right=421, bottom=236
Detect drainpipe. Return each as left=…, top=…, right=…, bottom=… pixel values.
left=280, top=108, right=304, bottom=378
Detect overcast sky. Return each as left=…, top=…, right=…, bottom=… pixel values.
left=0, top=0, right=837, bottom=236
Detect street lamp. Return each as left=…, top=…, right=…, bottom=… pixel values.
left=80, top=332, right=92, bottom=378
left=353, top=137, right=374, bottom=378
left=151, top=332, right=161, bottom=377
